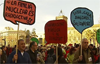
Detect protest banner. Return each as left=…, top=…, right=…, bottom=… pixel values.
left=45, top=20, right=67, bottom=44
left=3, top=0, right=36, bottom=62
left=70, top=7, right=93, bottom=55
left=4, top=0, right=36, bottom=25
left=45, top=20, right=67, bottom=64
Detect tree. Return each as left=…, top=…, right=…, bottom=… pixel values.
left=26, top=30, right=30, bottom=36
left=85, top=29, right=97, bottom=44
left=31, top=28, right=38, bottom=37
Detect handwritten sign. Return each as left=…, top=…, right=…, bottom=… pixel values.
left=4, top=0, right=36, bottom=25
left=96, top=29, right=100, bottom=44
left=45, top=20, right=67, bottom=44
left=70, top=7, right=93, bottom=34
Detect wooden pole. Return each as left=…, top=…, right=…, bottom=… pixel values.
left=55, top=44, right=58, bottom=64
left=99, top=44, right=100, bottom=55
left=15, top=23, right=19, bottom=63
left=81, top=34, right=82, bottom=55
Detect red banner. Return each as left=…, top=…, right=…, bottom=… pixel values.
left=45, top=20, right=67, bottom=44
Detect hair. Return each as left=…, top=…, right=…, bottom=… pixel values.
left=58, top=44, right=61, bottom=48
left=82, top=38, right=88, bottom=43
left=69, top=47, right=76, bottom=55
left=2, top=46, right=6, bottom=50
left=29, top=41, right=35, bottom=49
left=92, top=48, right=97, bottom=55
left=75, top=44, right=79, bottom=48
left=89, top=44, right=93, bottom=47
left=18, top=39, right=24, bottom=44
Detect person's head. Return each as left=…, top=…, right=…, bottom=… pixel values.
left=29, top=41, right=37, bottom=51
left=82, top=38, right=89, bottom=50
left=58, top=44, right=61, bottom=48
left=2, top=46, right=6, bottom=51
left=8, top=44, right=10, bottom=48
left=0, top=49, right=2, bottom=55
left=75, top=44, right=79, bottom=48
left=18, top=39, right=25, bottom=52
left=54, top=46, right=56, bottom=50
left=14, top=45, right=16, bottom=48
left=41, top=47, right=46, bottom=52
left=92, top=48, right=97, bottom=55
left=38, top=46, right=41, bottom=49
left=89, top=44, right=94, bottom=50
left=69, top=47, right=76, bottom=55
left=51, top=45, right=54, bottom=49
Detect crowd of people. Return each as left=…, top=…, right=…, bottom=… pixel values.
left=0, top=38, right=100, bottom=64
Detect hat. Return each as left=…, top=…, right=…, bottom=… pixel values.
left=68, top=44, right=73, bottom=46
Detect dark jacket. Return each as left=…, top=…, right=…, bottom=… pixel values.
left=58, top=56, right=68, bottom=64
left=7, top=50, right=31, bottom=64
left=73, top=48, right=94, bottom=64
left=0, top=56, right=3, bottom=64
left=27, top=49, right=38, bottom=64
left=1, top=50, right=7, bottom=63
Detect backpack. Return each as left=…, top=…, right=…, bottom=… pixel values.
left=46, top=54, right=55, bottom=64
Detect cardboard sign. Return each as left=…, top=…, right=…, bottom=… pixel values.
left=96, top=29, right=100, bottom=44
left=4, top=0, right=36, bottom=25
left=45, top=20, right=67, bottom=44
left=70, top=7, right=93, bottom=34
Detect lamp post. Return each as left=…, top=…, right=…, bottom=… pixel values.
left=2, top=38, right=6, bottom=46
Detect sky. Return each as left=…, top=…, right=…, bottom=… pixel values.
left=0, top=0, right=100, bottom=33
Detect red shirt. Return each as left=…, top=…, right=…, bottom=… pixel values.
left=94, top=55, right=99, bottom=62
left=64, top=50, right=70, bottom=58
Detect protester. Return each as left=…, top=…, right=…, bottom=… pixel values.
left=66, top=47, right=76, bottom=64
left=96, top=55, right=100, bottom=63
left=27, top=41, right=38, bottom=64
left=6, top=44, right=12, bottom=57
left=37, top=46, right=41, bottom=52
left=58, top=47, right=68, bottom=64
left=62, top=46, right=66, bottom=57
left=7, top=39, right=31, bottom=63
left=92, top=48, right=99, bottom=63
left=65, top=45, right=72, bottom=58
left=37, top=49, right=45, bottom=64
left=0, top=49, right=3, bottom=64
left=12, top=45, right=16, bottom=51
left=75, top=44, right=80, bottom=51
left=1, top=46, right=7, bottom=63
left=41, top=47, right=46, bottom=61
left=73, top=38, right=94, bottom=64
left=89, top=44, right=94, bottom=51
left=46, top=48, right=56, bottom=64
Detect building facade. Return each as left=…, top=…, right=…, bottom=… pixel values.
left=0, top=28, right=26, bottom=47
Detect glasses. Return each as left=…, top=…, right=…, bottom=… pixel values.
left=34, top=45, right=37, bottom=46
left=84, top=42, right=88, bottom=43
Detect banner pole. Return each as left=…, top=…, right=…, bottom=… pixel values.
left=81, top=34, right=82, bottom=55
left=15, top=22, right=20, bottom=63
left=55, top=44, right=58, bottom=64
left=99, top=44, right=100, bottom=55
